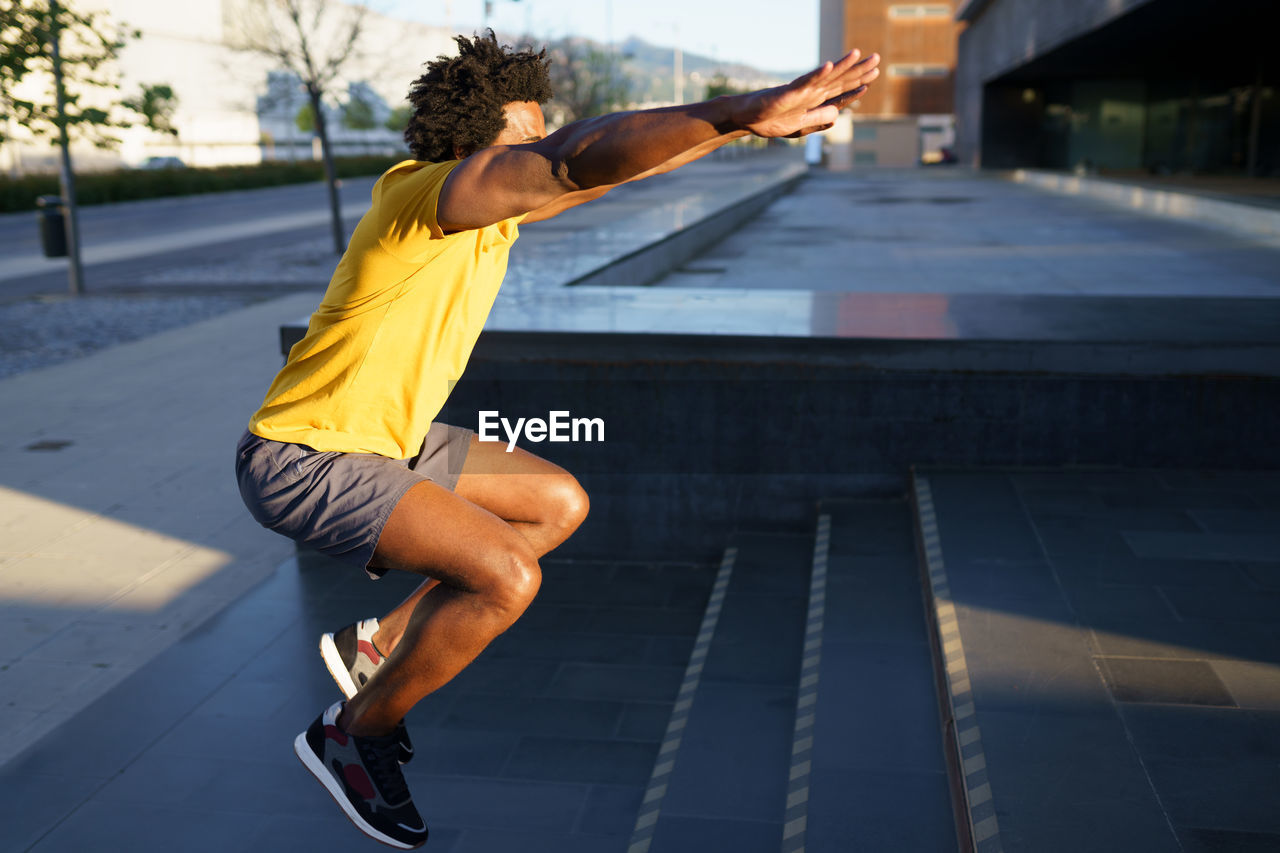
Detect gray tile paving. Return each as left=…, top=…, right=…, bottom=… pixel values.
left=658, top=680, right=796, bottom=820
left=502, top=736, right=659, bottom=786
left=1178, top=828, right=1280, bottom=853
left=578, top=785, right=646, bottom=836
left=1161, top=587, right=1280, bottom=622
left=815, top=640, right=946, bottom=773
left=653, top=532, right=810, bottom=840
left=806, top=767, right=957, bottom=853
left=449, top=828, right=625, bottom=853
left=25, top=801, right=269, bottom=853
left=649, top=815, right=781, bottom=853
left=806, top=500, right=956, bottom=850
left=1210, top=659, right=1280, bottom=709
left=651, top=169, right=1280, bottom=297
left=0, top=292, right=317, bottom=766
left=976, top=709, right=1180, bottom=853
left=1096, top=657, right=1236, bottom=706
left=922, top=468, right=1280, bottom=853
left=0, top=552, right=713, bottom=850
left=1125, top=530, right=1280, bottom=562
left=4, top=141, right=1278, bottom=853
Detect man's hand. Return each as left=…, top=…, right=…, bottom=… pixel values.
left=730, top=50, right=881, bottom=139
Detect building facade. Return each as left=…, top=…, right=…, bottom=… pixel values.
left=819, top=0, right=963, bottom=168
left=955, top=0, right=1280, bottom=175
left=1, top=0, right=455, bottom=174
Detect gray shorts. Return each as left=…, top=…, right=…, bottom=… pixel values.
left=234, top=424, right=472, bottom=578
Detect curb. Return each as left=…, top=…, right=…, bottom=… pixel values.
left=1006, top=168, right=1280, bottom=242
left=567, top=168, right=805, bottom=288
left=911, top=471, right=1003, bottom=853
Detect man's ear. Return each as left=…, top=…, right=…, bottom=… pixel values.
left=453, top=144, right=471, bottom=160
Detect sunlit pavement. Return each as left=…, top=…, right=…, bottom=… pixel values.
left=917, top=469, right=1280, bottom=853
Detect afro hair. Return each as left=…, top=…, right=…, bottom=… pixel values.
left=403, top=31, right=553, bottom=162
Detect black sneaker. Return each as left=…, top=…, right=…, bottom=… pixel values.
left=294, top=701, right=428, bottom=849
left=320, top=619, right=414, bottom=764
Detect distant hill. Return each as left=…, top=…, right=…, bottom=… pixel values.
left=617, top=36, right=798, bottom=103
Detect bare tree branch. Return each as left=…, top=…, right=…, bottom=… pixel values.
left=225, top=0, right=373, bottom=254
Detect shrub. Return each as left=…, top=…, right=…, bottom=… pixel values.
left=0, top=155, right=406, bottom=212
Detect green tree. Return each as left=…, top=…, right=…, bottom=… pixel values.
left=1, top=0, right=176, bottom=294
left=545, top=37, right=631, bottom=124
left=0, top=0, right=171, bottom=146
left=295, top=101, right=314, bottom=133
left=704, top=72, right=747, bottom=100
left=384, top=104, right=411, bottom=134
left=342, top=90, right=376, bottom=131
left=121, top=82, right=178, bottom=136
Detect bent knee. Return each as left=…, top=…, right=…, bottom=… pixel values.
left=548, top=475, right=589, bottom=532
left=484, top=542, right=541, bottom=612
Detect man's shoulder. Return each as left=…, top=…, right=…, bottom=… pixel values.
left=366, top=159, right=467, bottom=248
left=364, top=157, right=524, bottom=258
left=376, top=158, right=461, bottom=191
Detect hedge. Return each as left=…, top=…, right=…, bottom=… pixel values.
left=0, top=155, right=405, bottom=213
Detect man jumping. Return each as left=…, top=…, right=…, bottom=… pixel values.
left=235, top=31, right=879, bottom=849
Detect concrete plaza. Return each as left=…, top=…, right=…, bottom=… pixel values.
left=1, top=158, right=1277, bottom=852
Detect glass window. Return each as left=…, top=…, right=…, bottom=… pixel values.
left=853, top=125, right=879, bottom=140
left=888, top=4, right=952, bottom=19
left=855, top=151, right=878, bottom=164
left=888, top=64, right=951, bottom=78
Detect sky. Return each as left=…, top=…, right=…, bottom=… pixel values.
left=382, top=0, right=820, bottom=74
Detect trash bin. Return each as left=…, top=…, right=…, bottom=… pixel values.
left=36, top=195, right=67, bottom=258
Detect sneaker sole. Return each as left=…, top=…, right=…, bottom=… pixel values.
left=292, top=731, right=423, bottom=850
left=319, top=632, right=360, bottom=699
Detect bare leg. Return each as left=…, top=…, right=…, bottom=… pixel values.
left=370, top=436, right=588, bottom=655
left=340, top=439, right=587, bottom=736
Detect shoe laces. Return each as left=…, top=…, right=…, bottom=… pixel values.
left=360, top=733, right=411, bottom=804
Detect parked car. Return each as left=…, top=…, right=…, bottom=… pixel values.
left=139, top=156, right=186, bottom=170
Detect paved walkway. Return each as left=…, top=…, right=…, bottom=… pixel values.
left=0, top=291, right=318, bottom=768
left=916, top=469, right=1280, bottom=853
left=1, top=158, right=1278, bottom=851
left=653, top=168, right=1280, bottom=294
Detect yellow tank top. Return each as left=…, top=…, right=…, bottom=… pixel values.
left=248, top=159, right=521, bottom=458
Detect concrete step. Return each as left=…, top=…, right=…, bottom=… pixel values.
left=630, top=532, right=813, bottom=853
left=786, top=500, right=958, bottom=852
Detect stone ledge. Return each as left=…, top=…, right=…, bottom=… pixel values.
left=1006, top=169, right=1280, bottom=242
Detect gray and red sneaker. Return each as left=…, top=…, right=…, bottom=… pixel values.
left=320, top=618, right=414, bottom=764
left=294, top=701, right=428, bottom=849
left=320, top=618, right=385, bottom=698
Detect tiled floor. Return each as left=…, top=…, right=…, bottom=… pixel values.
left=651, top=532, right=812, bottom=852
left=652, top=170, right=1280, bottom=297
left=922, top=468, right=1280, bottom=853
left=807, top=500, right=957, bottom=851
left=1, top=552, right=716, bottom=853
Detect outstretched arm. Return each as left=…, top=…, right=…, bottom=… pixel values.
left=520, top=128, right=749, bottom=224
left=438, top=49, right=880, bottom=232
